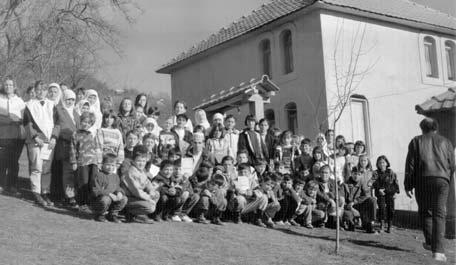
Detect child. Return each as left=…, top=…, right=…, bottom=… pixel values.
left=143, top=133, right=158, bottom=170
left=372, top=155, right=399, bottom=233
left=172, top=159, right=193, bottom=222
left=151, top=160, right=184, bottom=222
left=223, top=114, right=239, bottom=159
left=124, top=130, right=139, bottom=160
left=311, top=146, right=327, bottom=178
left=70, top=112, right=101, bottom=208
left=274, top=130, right=299, bottom=174
left=167, top=148, right=182, bottom=163
left=90, top=153, right=128, bottom=223
left=121, top=145, right=159, bottom=224
left=206, top=123, right=229, bottom=164
left=253, top=159, right=268, bottom=182
left=143, top=117, right=161, bottom=141
left=340, top=169, right=378, bottom=233
left=134, top=104, right=146, bottom=124
left=274, top=174, right=300, bottom=226
left=158, top=117, right=179, bottom=160
left=258, top=118, right=275, bottom=161
left=172, top=100, right=193, bottom=132
left=317, top=165, right=344, bottom=228
left=116, top=98, right=139, bottom=142
left=192, top=174, right=227, bottom=225
left=294, top=138, right=313, bottom=172
left=292, top=180, right=325, bottom=229
left=315, top=133, right=330, bottom=159
left=96, top=111, right=124, bottom=168
left=238, top=115, right=267, bottom=165
left=329, top=147, right=347, bottom=184
left=172, top=114, right=193, bottom=155
left=355, top=154, right=374, bottom=194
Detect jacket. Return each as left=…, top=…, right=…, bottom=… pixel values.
left=372, top=169, right=400, bottom=197
left=53, top=104, right=80, bottom=160
left=238, top=129, right=268, bottom=164
left=340, top=179, right=370, bottom=205
left=0, top=93, right=25, bottom=140
left=122, top=162, right=160, bottom=202
left=405, top=132, right=455, bottom=190
left=91, top=170, right=124, bottom=198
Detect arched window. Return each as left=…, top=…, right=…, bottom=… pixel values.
left=445, top=40, right=455, bottom=80
left=424, top=36, right=439, bottom=78
left=280, top=30, right=294, bottom=74
left=259, top=39, right=271, bottom=78
left=264, top=108, right=275, bottom=128
left=284, top=102, right=297, bottom=133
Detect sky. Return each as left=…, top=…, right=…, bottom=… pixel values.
left=98, top=0, right=455, bottom=96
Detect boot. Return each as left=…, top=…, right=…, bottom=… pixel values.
left=211, top=210, right=224, bottom=226
left=386, top=220, right=392, bottom=233
left=254, top=211, right=266, bottom=228
left=195, top=211, right=210, bottom=224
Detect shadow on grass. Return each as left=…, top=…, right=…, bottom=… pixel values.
left=275, top=227, right=413, bottom=253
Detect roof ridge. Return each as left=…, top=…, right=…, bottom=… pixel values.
left=398, top=0, right=455, bottom=19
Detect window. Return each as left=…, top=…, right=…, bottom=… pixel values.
left=264, top=109, right=275, bottom=128
left=280, top=30, right=294, bottom=74
left=284, top=102, right=297, bottom=133
left=445, top=41, right=455, bottom=81
left=336, top=96, right=370, bottom=150
left=259, top=39, right=272, bottom=78
left=424, top=36, right=439, bottom=78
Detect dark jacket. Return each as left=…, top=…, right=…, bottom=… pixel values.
left=340, top=179, right=370, bottom=205
left=151, top=173, right=182, bottom=196
left=405, top=132, right=455, bottom=190
left=53, top=105, right=80, bottom=160
left=90, top=170, right=124, bottom=198
left=372, top=169, right=400, bottom=197
left=317, top=179, right=338, bottom=203
left=238, top=129, right=268, bottom=164
left=262, top=133, right=276, bottom=160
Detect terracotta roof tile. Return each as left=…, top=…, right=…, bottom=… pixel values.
left=416, top=87, right=456, bottom=114
left=157, top=0, right=456, bottom=73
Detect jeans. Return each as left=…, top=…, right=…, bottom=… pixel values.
left=415, top=177, right=450, bottom=253
left=28, top=143, right=54, bottom=194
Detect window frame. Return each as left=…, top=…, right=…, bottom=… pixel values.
left=442, top=38, right=456, bottom=85
left=280, top=29, right=294, bottom=75
left=284, top=102, right=298, bottom=134
left=418, top=34, right=444, bottom=86
left=259, top=39, right=272, bottom=78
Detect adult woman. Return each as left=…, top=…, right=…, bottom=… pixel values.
left=52, top=89, right=80, bottom=206
left=47, top=83, right=62, bottom=105
left=194, top=109, right=210, bottom=132
left=85, top=89, right=102, bottom=135
left=172, top=100, right=193, bottom=132
left=0, top=77, right=26, bottom=194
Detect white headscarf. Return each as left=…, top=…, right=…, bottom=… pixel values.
left=62, top=89, right=76, bottom=123
left=194, top=109, right=210, bottom=130
left=85, top=89, right=102, bottom=134
left=143, top=117, right=162, bottom=138
left=48, top=83, right=62, bottom=105
left=213, top=112, right=224, bottom=125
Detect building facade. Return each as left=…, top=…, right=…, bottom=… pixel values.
left=157, top=0, right=456, bottom=210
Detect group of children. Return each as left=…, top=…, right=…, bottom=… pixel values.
left=1, top=81, right=400, bottom=234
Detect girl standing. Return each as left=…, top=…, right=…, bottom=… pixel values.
left=116, top=97, right=139, bottom=142
left=274, top=130, right=299, bottom=174
left=206, top=124, right=228, bottom=165
left=96, top=111, right=125, bottom=168
left=47, top=83, right=62, bottom=106
left=85, top=89, right=102, bottom=135
left=356, top=154, right=374, bottom=192
left=311, top=146, right=327, bottom=179
left=372, top=155, right=399, bottom=233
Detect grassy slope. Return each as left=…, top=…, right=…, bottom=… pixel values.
left=0, top=195, right=454, bottom=265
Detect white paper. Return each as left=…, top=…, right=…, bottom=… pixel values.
left=235, top=176, right=250, bottom=194
left=149, top=164, right=160, bottom=177
left=40, top=143, right=52, bottom=160
left=181, top=157, right=194, bottom=176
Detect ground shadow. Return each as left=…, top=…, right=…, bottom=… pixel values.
left=275, top=227, right=334, bottom=241
left=346, top=239, right=413, bottom=252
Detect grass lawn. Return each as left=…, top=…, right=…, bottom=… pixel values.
left=0, top=194, right=455, bottom=265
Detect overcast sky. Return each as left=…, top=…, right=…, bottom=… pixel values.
left=98, top=0, right=455, bottom=95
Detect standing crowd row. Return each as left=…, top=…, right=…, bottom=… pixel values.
left=0, top=78, right=401, bottom=233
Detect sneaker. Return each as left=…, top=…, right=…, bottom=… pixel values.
left=422, top=242, right=432, bottom=251
left=432, top=253, right=447, bottom=262
left=265, top=218, right=275, bottom=229
left=133, top=215, right=154, bottom=224
left=171, top=215, right=182, bottom=222
left=195, top=214, right=210, bottom=224
left=211, top=217, right=224, bottom=226
left=42, top=194, right=54, bottom=207
left=304, top=223, right=314, bottom=229
left=95, top=215, right=108, bottom=222
left=289, top=219, right=299, bottom=226
left=68, top=198, right=79, bottom=209
left=254, top=219, right=267, bottom=228
left=108, top=214, right=122, bottom=224
left=33, top=193, right=47, bottom=207
left=180, top=215, right=193, bottom=223
left=275, top=220, right=284, bottom=226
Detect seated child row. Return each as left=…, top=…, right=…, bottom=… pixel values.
left=88, top=141, right=399, bottom=234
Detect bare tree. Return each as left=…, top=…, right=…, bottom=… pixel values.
left=328, top=20, right=377, bottom=254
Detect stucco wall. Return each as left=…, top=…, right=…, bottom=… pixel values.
left=320, top=11, right=456, bottom=210
left=170, top=10, right=329, bottom=137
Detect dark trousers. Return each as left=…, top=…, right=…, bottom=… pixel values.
left=415, top=177, right=450, bottom=253
left=155, top=194, right=183, bottom=217
left=0, top=139, right=24, bottom=190
left=275, top=195, right=297, bottom=221
left=76, top=164, right=97, bottom=205
left=353, top=197, right=377, bottom=224
left=377, top=195, right=395, bottom=222
left=91, top=195, right=128, bottom=215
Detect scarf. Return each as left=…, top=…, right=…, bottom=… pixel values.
left=62, top=89, right=76, bottom=123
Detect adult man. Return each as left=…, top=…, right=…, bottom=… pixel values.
left=405, top=117, right=455, bottom=262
